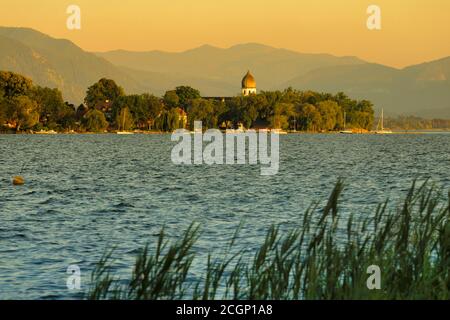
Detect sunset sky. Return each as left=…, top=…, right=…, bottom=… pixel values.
left=1, top=0, right=449, bottom=68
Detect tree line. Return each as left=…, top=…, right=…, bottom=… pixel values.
left=0, top=71, right=76, bottom=132
left=1, top=71, right=378, bottom=133
left=384, top=116, right=450, bottom=130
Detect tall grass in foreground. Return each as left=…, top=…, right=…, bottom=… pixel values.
left=87, top=180, right=449, bottom=300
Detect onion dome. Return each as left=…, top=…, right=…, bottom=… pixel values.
left=241, top=71, right=256, bottom=89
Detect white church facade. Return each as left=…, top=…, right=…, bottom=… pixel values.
left=241, top=70, right=257, bottom=96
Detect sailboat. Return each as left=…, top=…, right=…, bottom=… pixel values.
left=340, top=111, right=353, bottom=134
left=117, top=109, right=134, bottom=135
left=374, top=108, right=392, bottom=134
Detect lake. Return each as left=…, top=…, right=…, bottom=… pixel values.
left=0, top=133, right=449, bottom=299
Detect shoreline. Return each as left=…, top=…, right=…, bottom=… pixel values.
left=1, top=130, right=449, bottom=135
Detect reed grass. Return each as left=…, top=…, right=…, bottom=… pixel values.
left=86, top=180, right=450, bottom=300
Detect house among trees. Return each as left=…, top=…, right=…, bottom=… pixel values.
left=174, top=107, right=188, bottom=128
left=94, top=99, right=112, bottom=115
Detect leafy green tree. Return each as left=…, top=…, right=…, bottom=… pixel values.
left=215, top=100, right=230, bottom=128
left=116, top=107, right=134, bottom=131
left=167, top=108, right=181, bottom=131
left=241, top=97, right=260, bottom=128
left=356, top=100, right=375, bottom=129
left=316, top=100, right=341, bottom=131
left=269, top=103, right=295, bottom=129
left=85, top=78, right=124, bottom=109
left=0, top=93, right=6, bottom=127
left=0, top=71, right=33, bottom=98
left=83, top=109, right=108, bottom=132
left=297, top=104, right=321, bottom=131
left=76, top=104, right=88, bottom=120
left=153, top=111, right=169, bottom=132
left=31, top=86, right=67, bottom=128
left=111, top=95, right=134, bottom=124
left=163, top=90, right=180, bottom=108
left=58, top=103, right=77, bottom=131
left=112, top=94, right=163, bottom=130
left=224, top=97, right=259, bottom=129
left=280, top=87, right=297, bottom=102
left=187, top=98, right=217, bottom=129
left=301, top=91, right=319, bottom=106
left=175, top=86, right=201, bottom=110
left=7, top=96, right=39, bottom=131
left=137, top=94, right=164, bottom=129
left=223, top=97, right=241, bottom=127
left=334, top=92, right=352, bottom=110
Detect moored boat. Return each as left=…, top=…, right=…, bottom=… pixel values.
left=34, top=129, right=57, bottom=134
left=373, top=108, right=393, bottom=134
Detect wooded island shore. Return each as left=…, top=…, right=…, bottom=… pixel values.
left=2, top=128, right=449, bottom=135
left=2, top=71, right=450, bottom=134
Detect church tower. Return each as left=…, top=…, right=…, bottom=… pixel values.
left=241, top=71, right=257, bottom=96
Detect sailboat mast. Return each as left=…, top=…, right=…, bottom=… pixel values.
left=343, top=111, right=346, bottom=129
left=381, top=108, right=384, bottom=131
left=122, top=109, right=126, bottom=131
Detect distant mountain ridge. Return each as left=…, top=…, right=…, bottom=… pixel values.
left=0, top=27, right=144, bottom=104
left=283, top=58, right=450, bottom=117
left=0, top=27, right=449, bottom=117
left=97, top=43, right=365, bottom=95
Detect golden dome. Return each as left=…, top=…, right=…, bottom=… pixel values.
left=241, top=71, right=256, bottom=89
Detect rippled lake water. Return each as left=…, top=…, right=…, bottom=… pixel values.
left=0, top=133, right=449, bottom=299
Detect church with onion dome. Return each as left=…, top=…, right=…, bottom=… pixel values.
left=241, top=71, right=257, bottom=96
left=203, top=70, right=257, bottom=101
left=201, top=70, right=264, bottom=130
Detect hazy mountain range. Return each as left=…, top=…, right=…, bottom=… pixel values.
left=0, top=27, right=449, bottom=117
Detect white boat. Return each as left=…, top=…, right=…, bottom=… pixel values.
left=117, top=131, right=134, bottom=135
left=35, top=129, right=57, bottom=135
left=226, top=124, right=246, bottom=134
left=271, top=129, right=288, bottom=135
left=225, top=129, right=245, bottom=134
left=374, top=108, right=393, bottom=134
left=225, top=123, right=247, bottom=134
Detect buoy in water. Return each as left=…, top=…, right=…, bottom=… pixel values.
left=12, top=176, right=25, bottom=186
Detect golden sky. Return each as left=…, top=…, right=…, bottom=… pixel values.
left=1, top=0, right=449, bottom=68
